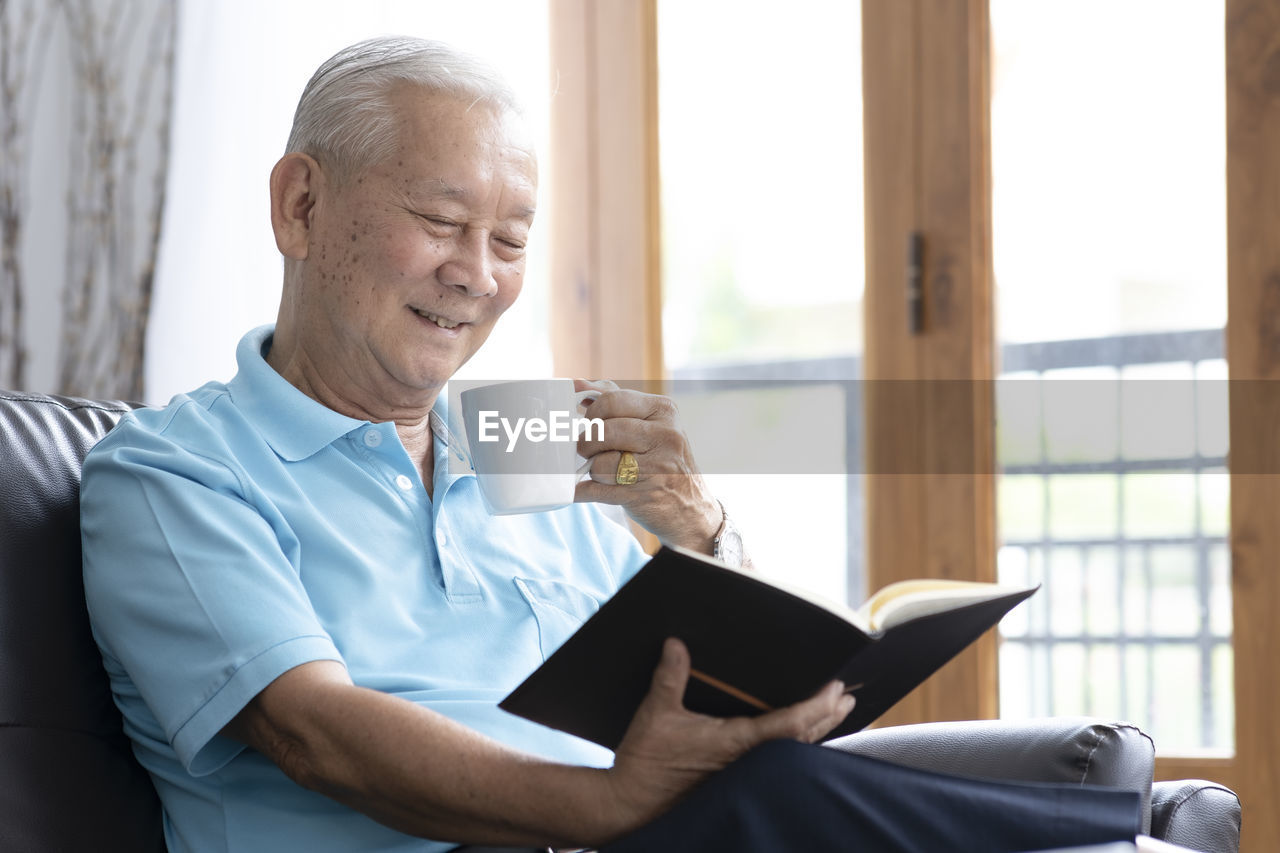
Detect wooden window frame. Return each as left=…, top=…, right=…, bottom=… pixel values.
left=860, top=0, right=997, bottom=729
left=546, top=0, right=663, bottom=383
left=547, top=0, right=1275, bottom=846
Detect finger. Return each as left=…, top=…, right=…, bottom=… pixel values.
left=798, top=682, right=856, bottom=741
left=573, top=451, right=650, bottom=498
left=589, top=450, right=661, bottom=488
left=640, top=637, right=692, bottom=711
left=586, top=450, right=626, bottom=485
left=577, top=417, right=652, bottom=459
left=581, top=389, right=676, bottom=424
left=574, top=477, right=630, bottom=506
left=573, top=378, right=620, bottom=394
left=748, top=681, right=855, bottom=744
left=805, top=690, right=857, bottom=742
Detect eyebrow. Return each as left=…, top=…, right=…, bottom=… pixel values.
left=414, top=178, right=536, bottom=222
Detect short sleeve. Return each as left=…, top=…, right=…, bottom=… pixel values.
left=81, top=414, right=343, bottom=776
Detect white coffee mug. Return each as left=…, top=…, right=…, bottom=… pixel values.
left=459, top=379, right=602, bottom=515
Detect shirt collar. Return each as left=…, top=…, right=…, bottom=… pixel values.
left=227, top=325, right=473, bottom=466
left=432, top=391, right=476, bottom=492
left=227, top=325, right=367, bottom=461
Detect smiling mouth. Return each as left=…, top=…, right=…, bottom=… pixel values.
left=411, top=306, right=462, bottom=329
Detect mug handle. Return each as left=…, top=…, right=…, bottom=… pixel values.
left=574, top=389, right=602, bottom=478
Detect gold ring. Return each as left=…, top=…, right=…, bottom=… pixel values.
left=615, top=451, right=639, bottom=485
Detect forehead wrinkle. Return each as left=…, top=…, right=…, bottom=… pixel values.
left=414, top=177, right=467, bottom=200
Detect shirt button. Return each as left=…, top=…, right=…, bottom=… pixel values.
left=395, top=474, right=414, bottom=491
left=363, top=430, right=382, bottom=448
left=438, top=529, right=448, bottom=547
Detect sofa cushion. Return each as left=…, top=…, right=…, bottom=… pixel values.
left=828, top=717, right=1155, bottom=834
left=1151, top=779, right=1241, bottom=853
left=0, top=391, right=163, bottom=852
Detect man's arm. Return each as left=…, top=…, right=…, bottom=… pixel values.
left=223, top=639, right=853, bottom=849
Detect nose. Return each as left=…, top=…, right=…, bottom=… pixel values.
left=439, top=229, right=498, bottom=297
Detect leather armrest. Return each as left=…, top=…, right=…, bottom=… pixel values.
left=826, top=718, right=1155, bottom=834
left=1150, top=779, right=1240, bottom=853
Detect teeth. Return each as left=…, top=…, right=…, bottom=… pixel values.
left=413, top=307, right=460, bottom=329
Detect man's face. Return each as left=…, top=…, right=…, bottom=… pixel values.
left=296, top=85, right=537, bottom=402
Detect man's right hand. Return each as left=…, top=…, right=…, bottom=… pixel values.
left=602, top=637, right=856, bottom=832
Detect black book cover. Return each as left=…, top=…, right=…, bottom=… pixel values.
left=500, top=546, right=1035, bottom=751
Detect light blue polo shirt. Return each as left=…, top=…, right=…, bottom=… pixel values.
left=81, top=325, right=649, bottom=853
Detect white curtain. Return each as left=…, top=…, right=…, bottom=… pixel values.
left=0, top=0, right=176, bottom=399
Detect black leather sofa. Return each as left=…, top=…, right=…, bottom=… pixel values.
left=0, top=390, right=1242, bottom=852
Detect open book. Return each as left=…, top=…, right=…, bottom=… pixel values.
left=500, top=545, right=1036, bottom=751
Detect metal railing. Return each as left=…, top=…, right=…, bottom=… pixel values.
left=673, top=327, right=1229, bottom=750
left=997, top=329, right=1228, bottom=750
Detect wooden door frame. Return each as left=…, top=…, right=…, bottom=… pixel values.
left=1221, top=0, right=1280, bottom=847
left=861, top=0, right=997, bottom=727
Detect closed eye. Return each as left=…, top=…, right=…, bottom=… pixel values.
left=414, top=213, right=459, bottom=233
left=494, top=236, right=526, bottom=260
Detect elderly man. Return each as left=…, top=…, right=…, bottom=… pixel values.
left=81, top=37, right=1141, bottom=853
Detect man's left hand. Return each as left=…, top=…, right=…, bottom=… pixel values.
left=573, top=379, right=721, bottom=553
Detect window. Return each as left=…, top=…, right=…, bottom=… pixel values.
left=557, top=2, right=1274, bottom=842
left=988, top=0, right=1230, bottom=754
left=657, top=0, right=864, bottom=603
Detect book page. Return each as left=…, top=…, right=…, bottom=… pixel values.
left=857, top=579, right=1028, bottom=632
left=668, top=545, right=1029, bottom=637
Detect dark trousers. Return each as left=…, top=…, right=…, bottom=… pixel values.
left=603, top=740, right=1141, bottom=853
left=457, top=739, right=1142, bottom=853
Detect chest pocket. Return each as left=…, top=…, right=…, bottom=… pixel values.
left=513, top=576, right=602, bottom=661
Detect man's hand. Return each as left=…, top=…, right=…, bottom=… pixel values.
left=602, top=638, right=856, bottom=830
left=573, top=380, right=722, bottom=553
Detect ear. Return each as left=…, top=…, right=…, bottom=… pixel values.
left=269, top=152, right=324, bottom=261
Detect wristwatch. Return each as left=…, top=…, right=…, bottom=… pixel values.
left=711, top=501, right=744, bottom=569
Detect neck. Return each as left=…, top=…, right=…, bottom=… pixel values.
left=265, top=327, right=439, bottom=476
left=267, top=320, right=441, bottom=422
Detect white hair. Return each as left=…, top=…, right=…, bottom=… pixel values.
left=285, top=36, right=521, bottom=182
